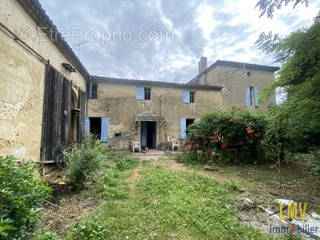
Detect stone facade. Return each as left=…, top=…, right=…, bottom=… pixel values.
left=189, top=60, right=279, bottom=110
left=87, top=80, right=223, bottom=150
left=0, top=0, right=87, bottom=161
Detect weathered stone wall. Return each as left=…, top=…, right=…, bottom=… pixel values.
left=88, top=83, right=223, bottom=149
left=205, top=65, right=276, bottom=109
left=0, top=0, right=86, bottom=161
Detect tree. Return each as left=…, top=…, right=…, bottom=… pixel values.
left=256, top=14, right=320, bottom=152
left=256, top=0, right=309, bottom=18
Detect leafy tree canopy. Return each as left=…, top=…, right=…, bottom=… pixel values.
left=256, top=15, right=320, bottom=151
left=256, top=0, right=308, bottom=18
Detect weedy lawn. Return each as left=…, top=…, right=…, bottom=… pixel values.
left=65, top=158, right=292, bottom=240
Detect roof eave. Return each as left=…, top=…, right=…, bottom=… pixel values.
left=16, top=0, right=90, bottom=81
left=91, top=76, right=223, bottom=91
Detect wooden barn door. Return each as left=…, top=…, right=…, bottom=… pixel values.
left=41, top=65, right=73, bottom=161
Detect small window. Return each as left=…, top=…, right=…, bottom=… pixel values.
left=144, top=87, right=151, bottom=100
left=190, top=92, right=195, bottom=103
left=91, top=84, right=97, bottom=99
left=115, top=133, right=122, bottom=137
left=88, top=83, right=98, bottom=99
left=249, top=87, right=254, bottom=107
left=246, top=86, right=259, bottom=108
left=247, top=71, right=251, bottom=77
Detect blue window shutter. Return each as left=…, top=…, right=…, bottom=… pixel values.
left=183, top=91, right=190, bottom=104
left=89, top=82, right=93, bottom=98
left=101, top=117, right=109, bottom=142
left=84, top=116, right=90, bottom=135
left=254, top=87, right=259, bottom=107
left=246, top=87, right=251, bottom=106
left=180, top=118, right=186, bottom=139
left=136, top=86, right=144, bottom=100
left=141, top=122, right=147, bottom=147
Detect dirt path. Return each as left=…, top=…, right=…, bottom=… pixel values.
left=39, top=186, right=99, bottom=237
left=128, top=165, right=145, bottom=196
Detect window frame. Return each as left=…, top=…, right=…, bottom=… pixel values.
left=144, top=87, right=151, bottom=100
left=249, top=86, right=254, bottom=107
left=246, top=86, right=259, bottom=108
left=88, top=83, right=98, bottom=99
left=91, top=83, right=98, bottom=99
left=189, top=91, right=195, bottom=103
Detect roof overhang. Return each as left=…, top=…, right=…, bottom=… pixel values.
left=92, top=76, right=223, bottom=91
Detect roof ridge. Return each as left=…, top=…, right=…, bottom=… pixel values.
left=92, top=75, right=150, bottom=82
left=92, top=75, right=189, bottom=85
left=188, top=59, right=280, bottom=84
left=91, top=75, right=223, bottom=91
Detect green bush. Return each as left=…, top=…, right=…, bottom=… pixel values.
left=65, top=137, right=106, bottom=188
left=66, top=216, right=109, bottom=240
left=0, top=156, right=51, bottom=239
left=34, top=230, right=61, bottom=240
left=181, top=108, right=267, bottom=164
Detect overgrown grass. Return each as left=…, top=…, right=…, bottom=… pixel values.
left=67, top=163, right=285, bottom=240
left=95, top=152, right=140, bottom=200
left=65, top=159, right=139, bottom=239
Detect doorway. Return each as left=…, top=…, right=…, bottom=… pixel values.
left=141, top=121, right=157, bottom=149
left=186, top=119, right=195, bottom=128
left=89, top=117, right=101, bottom=139
left=186, top=119, right=195, bottom=134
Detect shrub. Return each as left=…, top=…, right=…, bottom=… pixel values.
left=34, top=230, right=61, bottom=240
left=181, top=108, right=267, bottom=164
left=0, top=156, right=51, bottom=239
left=65, top=137, right=106, bottom=188
left=66, top=216, right=109, bottom=240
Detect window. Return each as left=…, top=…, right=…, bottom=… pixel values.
left=144, top=87, right=151, bottom=100
left=249, top=87, right=254, bottom=106
left=246, top=86, right=259, bottom=108
left=91, top=84, right=97, bottom=99
left=85, top=117, right=109, bottom=142
left=183, top=91, right=196, bottom=104
left=180, top=118, right=197, bottom=139
left=190, top=92, right=195, bottom=103
left=89, top=117, right=101, bottom=139
left=136, top=86, right=151, bottom=100
left=88, top=83, right=98, bottom=99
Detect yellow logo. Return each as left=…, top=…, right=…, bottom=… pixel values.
left=280, top=202, right=307, bottom=220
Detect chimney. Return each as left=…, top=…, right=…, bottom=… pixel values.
left=198, top=57, right=207, bottom=74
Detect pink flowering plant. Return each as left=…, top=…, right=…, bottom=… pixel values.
left=182, top=108, right=267, bottom=163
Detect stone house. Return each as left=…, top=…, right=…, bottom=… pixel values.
left=189, top=57, right=279, bottom=109
left=0, top=0, right=279, bottom=161
left=86, top=59, right=278, bottom=150
left=87, top=77, right=222, bottom=150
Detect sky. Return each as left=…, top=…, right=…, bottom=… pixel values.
left=39, top=0, right=320, bottom=83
